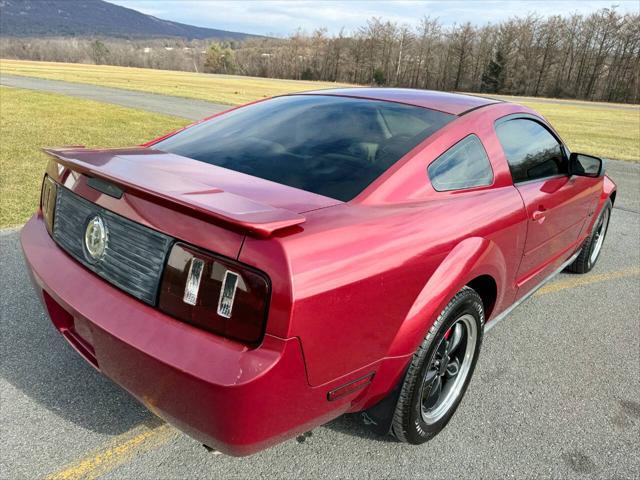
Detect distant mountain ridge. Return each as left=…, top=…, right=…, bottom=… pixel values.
left=0, top=0, right=260, bottom=40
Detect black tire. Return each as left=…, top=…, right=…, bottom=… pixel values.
left=567, top=200, right=612, bottom=274
left=391, top=286, right=484, bottom=444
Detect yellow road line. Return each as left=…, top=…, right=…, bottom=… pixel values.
left=535, top=267, right=640, bottom=296
left=42, top=267, right=640, bottom=479
left=45, top=420, right=176, bottom=480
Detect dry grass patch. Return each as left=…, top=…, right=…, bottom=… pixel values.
left=517, top=100, right=639, bottom=162
left=2, top=59, right=638, bottom=161
left=0, top=86, right=188, bottom=228
left=0, top=59, right=350, bottom=105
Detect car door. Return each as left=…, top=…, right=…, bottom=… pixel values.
left=495, top=116, right=601, bottom=295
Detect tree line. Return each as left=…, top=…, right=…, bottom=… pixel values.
left=1, top=8, right=638, bottom=103
left=0, top=37, right=211, bottom=73
left=222, top=8, right=639, bottom=103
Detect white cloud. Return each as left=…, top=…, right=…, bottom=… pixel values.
left=108, top=0, right=640, bottom=36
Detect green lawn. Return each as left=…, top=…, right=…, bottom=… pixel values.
left=1, top=58, right=639, bottom=226
left=0, top=59, right=350, bottom=106
left=517, top=101, right=640, bottom=162
left=0, top=87, right=188, bottom=228
left=1, top=59, right=638, bottom=162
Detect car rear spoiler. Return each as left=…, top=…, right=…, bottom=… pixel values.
left=43, top=147, right=306, bottom=238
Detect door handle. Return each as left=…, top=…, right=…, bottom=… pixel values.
left=532, top=208, right=546, bottom=223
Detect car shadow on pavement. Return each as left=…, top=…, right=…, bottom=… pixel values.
left=0, top=230, right=154, bottom=435
left=322, top=413, right=398, bottom=443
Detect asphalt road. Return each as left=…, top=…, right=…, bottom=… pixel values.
left=1, top=170, right=639, bottom=479
left=0, top=78, right=639, bottom=479
left=3, top=74, right=640, bottom=118
left=0, top=74, right=228, bottom=120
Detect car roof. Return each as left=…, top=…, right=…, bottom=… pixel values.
left=298, top=87, right=501, bottom=116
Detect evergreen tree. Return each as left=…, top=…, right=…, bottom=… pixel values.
left=481, top=50, right=505, bottom=93
left=204, top=43, right=235, bottom=74
left=373, top=67, right=386, bottom=85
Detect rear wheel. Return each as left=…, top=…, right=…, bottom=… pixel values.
left=567, top=200, right=611, bottom=274
left=391, top=287, right=484, bottom=444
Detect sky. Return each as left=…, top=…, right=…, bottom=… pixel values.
left=108, top=0, right=640, bottom=36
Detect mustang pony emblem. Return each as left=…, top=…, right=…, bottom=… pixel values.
left=84, top=215, right=107, bottom=261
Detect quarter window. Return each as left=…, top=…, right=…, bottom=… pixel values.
left=428, top=135, right=493, bottom=191
left=495, top=118, right=566, bottom=183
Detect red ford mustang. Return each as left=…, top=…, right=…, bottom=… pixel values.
left=21, top=88, right=615, bottom=455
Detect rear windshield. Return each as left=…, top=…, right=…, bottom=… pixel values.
left=155, top=95, right=454, bottom=201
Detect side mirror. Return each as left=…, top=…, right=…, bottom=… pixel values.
left=569, top=152, right=603, bottom=178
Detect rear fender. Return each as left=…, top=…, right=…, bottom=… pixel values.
left=355, top=237, right=506, bottom=418
left=386, top=236, right=505, bottom=358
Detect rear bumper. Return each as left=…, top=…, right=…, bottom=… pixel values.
left=20, top=214, right=348, bottom=455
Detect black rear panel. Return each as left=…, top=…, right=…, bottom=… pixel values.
left=53, top=187, right=173, bottom=304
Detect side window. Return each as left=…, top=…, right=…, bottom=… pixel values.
left=495, top=118, right=566, bottom=183
left=428, top=135, right=494, bottom=192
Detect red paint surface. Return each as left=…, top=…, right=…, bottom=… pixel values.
left=301, top=88, right=498, bottom=115
left=21, top=90, right=616, bottom=455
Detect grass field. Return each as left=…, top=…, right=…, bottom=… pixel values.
left=0, top=87, right=188, bottom=228
left=1, top=59, right=638, bottom=161
left=0, top=59, right=350, bottom=105
left=521, top=100, right=639, bottom=162
left=1, top=61, right=638, bottom=227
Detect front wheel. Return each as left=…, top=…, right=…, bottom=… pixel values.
left=391, top=286, right=484, bottom=444
left=567, top=200, right=612, bottom=274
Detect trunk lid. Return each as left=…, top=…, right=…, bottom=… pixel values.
left=44, top=146, right=342, bottom=238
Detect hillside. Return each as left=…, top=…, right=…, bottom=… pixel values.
left=0, top=0, right=259, bottom=40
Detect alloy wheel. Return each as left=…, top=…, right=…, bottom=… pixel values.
left=590, top=207, right=610, bottom=265
left=420, top=313, right=477, bottom=424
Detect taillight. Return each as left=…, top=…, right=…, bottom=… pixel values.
left=158, top=243, right=270, bottom=345
left=41, top=175, right=58, bottom=234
